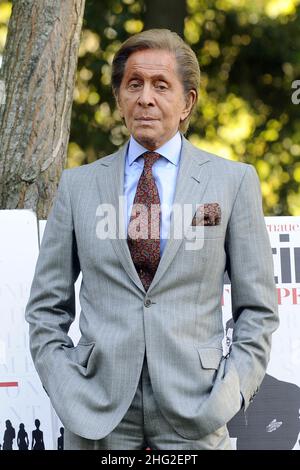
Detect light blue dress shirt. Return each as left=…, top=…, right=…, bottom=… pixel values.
left=124, top=131, right=182, bottom=256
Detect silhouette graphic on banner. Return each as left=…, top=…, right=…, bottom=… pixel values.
left=31, top=419, right=45, bottom=450
left=57, top=427, right=64, bottom=450
left=2, top=420, right=15, bottom=450
left=226, top=319, right=300, bottom=450
left=1, top=418, right=46, bottom=450
left=17, top=423, right=29, bottom=450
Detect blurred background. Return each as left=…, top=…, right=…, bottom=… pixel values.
left=1, top=0, right=299, bottom=215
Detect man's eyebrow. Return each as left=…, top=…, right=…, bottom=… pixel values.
left=152, top=74, right=169, bottom=82
left=127, top=73, right=143, bottom=81
left=127, top=73, right=169, bottom=82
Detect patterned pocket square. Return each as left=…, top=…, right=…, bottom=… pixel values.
left=191, top=203, right=221, bottom=226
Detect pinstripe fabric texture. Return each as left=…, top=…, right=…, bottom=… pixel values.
left=64, top=356, right=232, bottom=450
left=25, top=136, right=279, bottom=444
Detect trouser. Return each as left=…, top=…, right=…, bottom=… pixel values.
left=64, top=356, right=232, bottom=450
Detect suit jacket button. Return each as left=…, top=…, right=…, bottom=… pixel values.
left=144, top=299, right=152, bottom=307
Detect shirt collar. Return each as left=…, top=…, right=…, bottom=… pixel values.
left=127, top=131, right=182, bottom=167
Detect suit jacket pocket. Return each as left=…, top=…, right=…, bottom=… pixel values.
left=63, top=342, right=95, bottom=368
left=197, top=347, right=223, bottom=370
left=185, top=225, right=224, bottom=240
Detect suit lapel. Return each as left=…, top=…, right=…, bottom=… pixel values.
left=96, top=136, right=211, bottom=294
left=96, top=143, right=146, bottom=293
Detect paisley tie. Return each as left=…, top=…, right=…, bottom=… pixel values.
left=127, top=151, right=161, bottom=291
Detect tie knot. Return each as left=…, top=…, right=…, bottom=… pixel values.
left=143, top=151, right=161, bottom=170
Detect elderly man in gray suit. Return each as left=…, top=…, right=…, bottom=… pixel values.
left=25, top=29, right=279, bottom=450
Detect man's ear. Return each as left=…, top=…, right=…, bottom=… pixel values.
left=181, top=90, right=197, bottom=121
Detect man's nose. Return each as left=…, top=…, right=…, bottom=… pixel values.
left=137, top=83, right=154, bottom=106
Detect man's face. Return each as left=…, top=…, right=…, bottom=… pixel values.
left=117, top=49, right=196, bottom=150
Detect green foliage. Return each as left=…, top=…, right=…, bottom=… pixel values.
left=0, top=1, right=11, bottom=53
left=69, top=0, right=145, bottom=165
left=69, top=0, right=300, bottom=215
left=185, top=0, right=300, bottom=215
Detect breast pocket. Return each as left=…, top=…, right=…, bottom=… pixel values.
left=185, top=225, right=224, bottom=240
left=183, top=226, right=224, bottom=253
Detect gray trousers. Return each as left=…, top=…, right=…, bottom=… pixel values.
left=64, top=356, right=232, bottom=450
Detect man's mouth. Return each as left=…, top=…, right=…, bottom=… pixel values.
left=135, top=117, right=158, bottom=121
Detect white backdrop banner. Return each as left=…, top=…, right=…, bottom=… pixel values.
left=0, top=211, right=299, bottom=450
left=224, top=216, right=300, bottom=450
left=0, top=211, right=54, bottom=450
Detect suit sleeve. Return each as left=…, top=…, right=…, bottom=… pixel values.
left=25, top=170, right=80, bottom=392
left=225, top=164, right=279, bottom=410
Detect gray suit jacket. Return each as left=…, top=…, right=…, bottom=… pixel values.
left=25, top=136, right=279, bottom=440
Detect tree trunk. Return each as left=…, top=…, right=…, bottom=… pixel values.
left=0, top=0, right=85, bottom=219
left=143, top=0, right=186, bottom=37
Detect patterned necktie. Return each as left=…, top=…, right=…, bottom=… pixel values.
left=127, top=151, right=161, bottom=291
